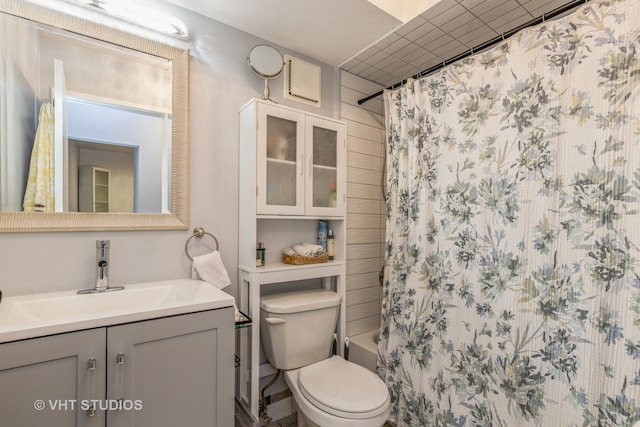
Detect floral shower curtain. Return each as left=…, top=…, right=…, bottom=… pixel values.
left=379, top=0, right=640, bottom=425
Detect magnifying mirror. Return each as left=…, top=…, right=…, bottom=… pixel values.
left=248, top=45, right=284, bottom=101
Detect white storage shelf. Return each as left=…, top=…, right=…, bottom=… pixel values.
left=256, top=218, right=344, bottom=265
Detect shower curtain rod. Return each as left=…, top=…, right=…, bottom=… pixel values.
left=357, top=0, right=590, bottom=105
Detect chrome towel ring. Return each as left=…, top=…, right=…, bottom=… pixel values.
left=185, top=226, right=220, bottom=262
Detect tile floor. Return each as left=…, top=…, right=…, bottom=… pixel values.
left=234, top=398, right=396, bottom=427
left=234, top=400, right=257, bottom=427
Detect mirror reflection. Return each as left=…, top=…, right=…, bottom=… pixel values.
left=1, top=10, right=172, bottom=214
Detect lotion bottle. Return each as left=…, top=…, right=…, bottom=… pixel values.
left=327, top=229, right=335, bottom=260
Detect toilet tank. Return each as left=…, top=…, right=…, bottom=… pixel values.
left=260, top=289, right=342, bottom=370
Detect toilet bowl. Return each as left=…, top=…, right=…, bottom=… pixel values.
left=260, top=289, right=390, bottom=426
left=285, top=356, right=390, bottom=427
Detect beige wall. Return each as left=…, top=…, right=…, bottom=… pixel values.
left=340, top=71, right=386, bottom=337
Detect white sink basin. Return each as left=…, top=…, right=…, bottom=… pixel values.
left=0, top=279, right=234, bottom=343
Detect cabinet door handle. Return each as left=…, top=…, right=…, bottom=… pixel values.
left=86, top=358, right=97, bottom=417
left=115, top=353, right=125, bottom=403
left=308, top=156, right=312, bottom=178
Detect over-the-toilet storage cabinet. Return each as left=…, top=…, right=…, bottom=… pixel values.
left=237, top=98, right=346, bottom=419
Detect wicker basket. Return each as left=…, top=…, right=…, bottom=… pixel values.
left=282, top=253, right=329, bottom=265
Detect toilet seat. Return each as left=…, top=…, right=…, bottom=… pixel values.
left=297, top=356, right=389, bottom=419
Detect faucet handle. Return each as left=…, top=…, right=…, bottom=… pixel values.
left=96, top=240, right=110, bottom=249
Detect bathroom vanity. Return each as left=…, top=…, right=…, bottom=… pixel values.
left=0, top=279, right=234, bottom=427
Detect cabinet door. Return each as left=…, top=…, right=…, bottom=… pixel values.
left=256, top=103, right=305, bottom=215
left=79, top=166, right=111, bottom=213
left=305, top=116, right=345, bottom=216
left=0, top=328, right=106, bottom=427
left=93, top=168, right=110, bottom=213
left=106, top=308, right=234, bottom=427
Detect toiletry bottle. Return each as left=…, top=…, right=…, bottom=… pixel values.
left=327, top=229, right=335, bottom=260
left=318, top=220, right=328, bottom=251
left=330, top=182, right=337, bottom=207
left=256, top=242, right=265, bottom=267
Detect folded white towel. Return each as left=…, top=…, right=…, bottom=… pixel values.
left=191, top=251, right=231, bottom=289
left=283, top=247, right=297, bottom=256
left=291, top=242, right=326, bottom=256
left=303, top=243, right=325, bottom=255
left=292, top=243, right=313, bottom=256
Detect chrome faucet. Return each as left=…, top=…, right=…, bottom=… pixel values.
left=78, top=240, right=124, bottom=294
left=95, top=240, right=110, bottom=290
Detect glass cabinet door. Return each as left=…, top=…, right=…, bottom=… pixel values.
left=305, top=116, right=344, bottom=216
left=256, top=104, right=305, bottom=215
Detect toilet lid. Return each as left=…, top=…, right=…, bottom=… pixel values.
left=297, top=356, right=389, bottom=419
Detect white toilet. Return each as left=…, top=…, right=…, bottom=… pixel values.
left=260, top=289, right=390, bottom=427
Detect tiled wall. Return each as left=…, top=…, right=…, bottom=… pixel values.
left=341, top=0, right=575, bottom=89
left=340, top=71, right=386, bottom=337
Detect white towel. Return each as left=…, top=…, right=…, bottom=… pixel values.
left=292, top=243, right=313, bottom=256
left=291, top=243, right=326, bottom=256
left=191, top=251, right=231, bottom=289
left=283, top=247, right=297, bottom=256
left=303, top=243, right=325, bottom=255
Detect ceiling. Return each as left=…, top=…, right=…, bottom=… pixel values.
left=163, top=0, right=403, bottom=65
left=167, top=0, right=581, bottom=89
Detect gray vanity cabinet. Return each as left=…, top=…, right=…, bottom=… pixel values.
left=0, top=328, right=107, bottom=427
left=0, top=308, right=233, bottom=427
left=106, top=308, right=234, bottom=427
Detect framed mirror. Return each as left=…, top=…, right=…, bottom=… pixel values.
left=0, top=0, right=189, bottom=232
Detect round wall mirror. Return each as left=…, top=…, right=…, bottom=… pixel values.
left=248, top=45, right=284, bottom=100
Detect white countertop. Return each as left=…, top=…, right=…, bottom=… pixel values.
left=0, top=279, right=234, bottom=343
